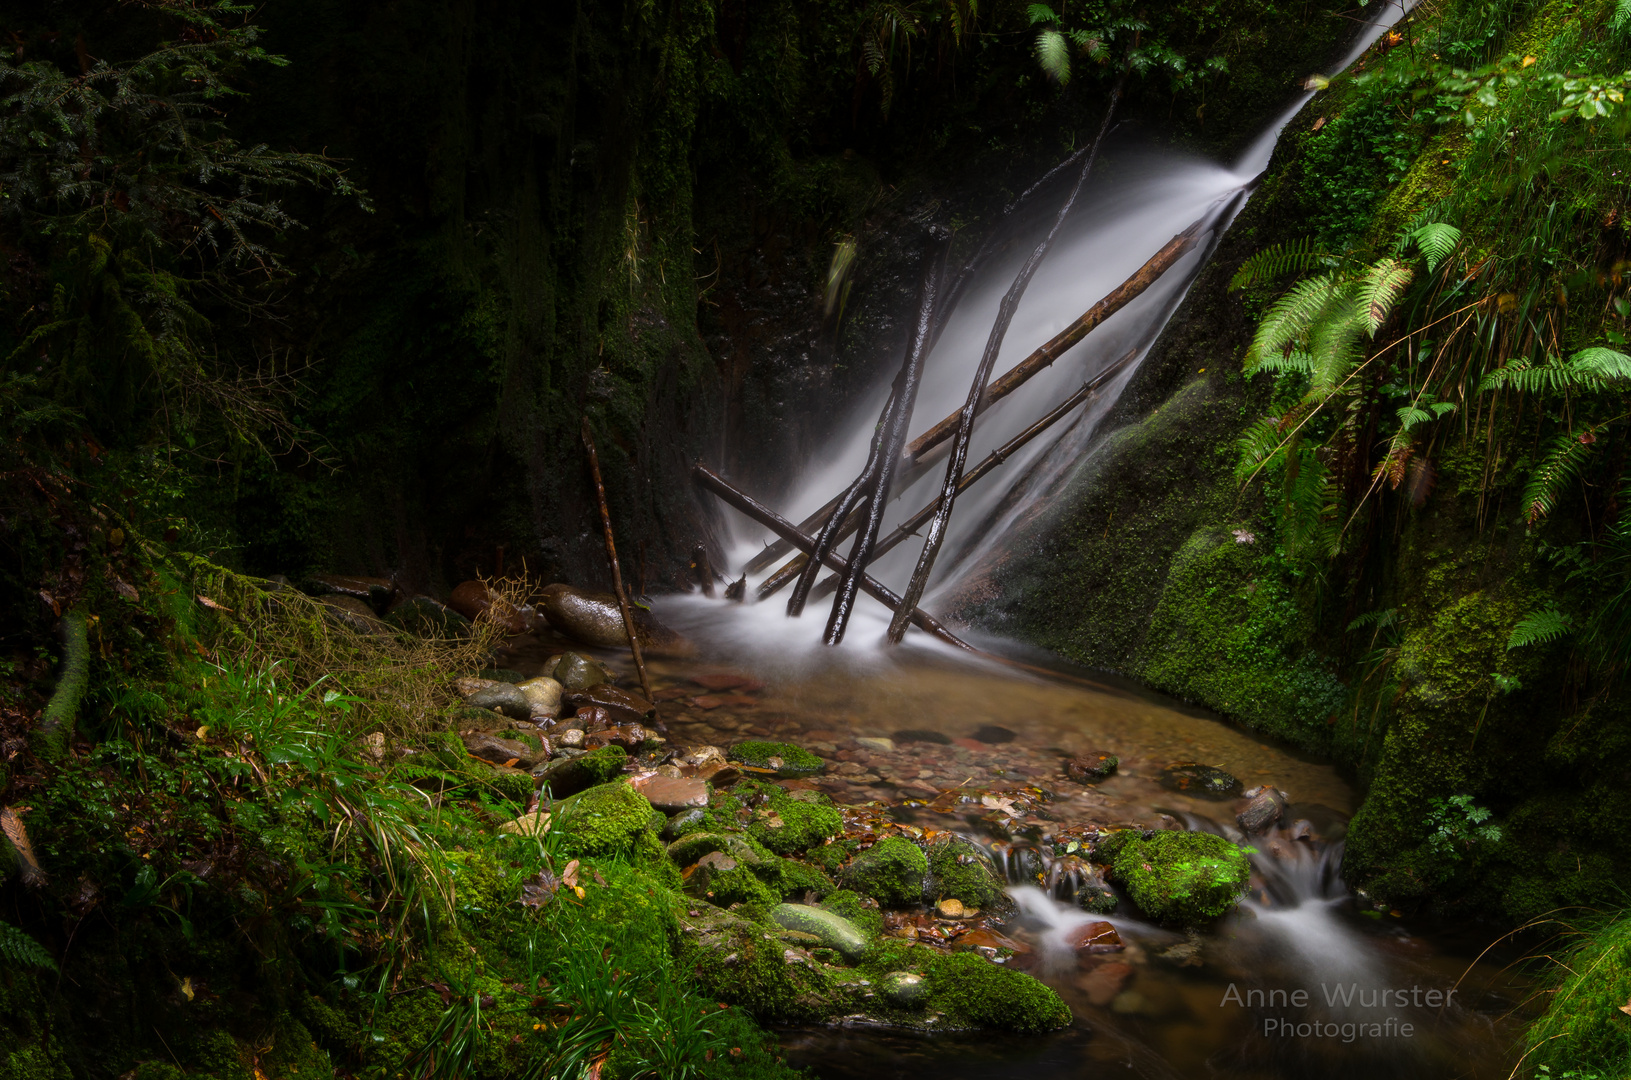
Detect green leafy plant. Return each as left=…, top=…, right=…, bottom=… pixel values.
left=1424, top=795, right=1502, bottom=861
left=1508, top=607, right=1575, bottom=650
left=0, top=920, right=57, bottom=972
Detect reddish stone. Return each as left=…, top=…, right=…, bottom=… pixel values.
left=630, top=774, right=709, bottom=811
left=953, top=738, right=989, bottom=752
left=1065, top=921, right=1123, bottom=953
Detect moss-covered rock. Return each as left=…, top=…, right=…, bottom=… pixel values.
left=770, top=903, right=869, bottom=961
left=555, top=781, right=657, bottom=858
left=676, top=906, right=841, bottom=1022
left=1112, top=831, right=1249, bottom=926
left=535, top=744, right=628, bottom=799
left=925, top=835, right=1005, bottom=909
left=842, top=837, right=928, bottom=908
left=919, top=951, right=1071, bottom=1033
left=727, top=741, right=823, bottom=778
left=746, top=795, right=841, bottom=855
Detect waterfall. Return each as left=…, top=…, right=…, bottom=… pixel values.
left=702, top=0, right=1416, bottom=651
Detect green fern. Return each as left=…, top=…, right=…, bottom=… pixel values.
left=1406, top=223, right=1462, bottom=272
left=1235, top=416, right=1287, bottom=481
left=1521, top=426, right=1599, bottom=523
left=1614, top=0, right=1631, bottom=31
left=0, top=921, right=57, bottom=973
left=1508, top=607, right=1574, bottom=649
left=1357, top=258, right=1414, bottom=333
left=1347, top=608, right=1398, bottom=632
left=1480, top=347, right=1631, bottom=395
left=1280, top=446, right=1341, bottom=559
left=1035, top=29, right=1072, bottom=84
left=1228, top=238, right=1337, bottom=291
left=1244, top=272, right=1342, bottom=372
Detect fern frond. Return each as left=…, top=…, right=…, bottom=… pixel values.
left=1507, top=607, right=1574, bottom=649
left=1304, top=291, right=1368, bottom=397
left=1244, top=272, right=1341, bottom=372
left=1356, top=258, right=1413, bottom=334
left=1407, top=222, right=1462, bottom=272
left=0, top=922, right=57, bottom=973
left=1228, top=238, right=1337, bottom=291
left=1235, top=416, right=1286, bottom=482
left=1252, top=352, right=1315, bottom=375
left=1522, top=427, right=1599, bottom=524
left=1027, top=3, right=1059, bottom=24
left=1483, top=348, right=1631, bottom=394
left=1614, top=0, right=1631, bottom=31
left=1346, top=608, right=1397, bottom=632
left=1035, top=29, right=1071, bottom=84
left=1280, top=446, right=1341, bottom=559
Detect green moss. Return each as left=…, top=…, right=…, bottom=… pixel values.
left=841, top=837, right=927, bottom=908
left=1523, top=910, right=1631, bottom=1077
left=771, top=858, right=835, bottom=901
left=817, top=890, right=884, bottom=941
left=1112, top=831, right=1249, bottom=926
left=919, top=952, right=1071, bottom=1033
left=925, top=835, right=1004, bottom=910
left=746, top=796, right=841, bottom=855
left=727, top=742, right=823, bottom=778
left=676, top=907, right=840, bottom=1022
left=805, top=839, right=856, bottom=877
left=556, top=781, right=658, bottom=858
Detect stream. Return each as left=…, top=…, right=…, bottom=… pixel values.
left=502, top=603, right=1532, bottom=1080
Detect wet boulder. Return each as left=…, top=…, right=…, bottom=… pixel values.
left=539, top=583, right=693, bottom=655
left=462, top=732, right=540, bottom=769
left=842, top=836, right=929, bottom=908
left=881, top=971, right=927, bottom=1007
left=563, top=684, right=654, bottom=724
left=308, top=573, right=397, bottom=614
left=630, top=774, right=709, bottom=812
left=1110, top=830, right=1249, bottom=926
left=532, top=744, right=628, bottom=799
left=583, top=723, right=650, bottom=751
left=516, top=676, right=563, bottom=718
left=1158, top=762, right=1243, bottom=800
left=548, top=652, right=612, bottom=690
left=1237, top=787, right=1288, bottom=833
left=448, top=580, right=539, bottom=633
left=462, top=682, right=532, bottom=721
left=971, top=724, right=1017, bottom=744
left=320, top=595, right=388, bottom=634
left=771, top=903, right=870, bottom=961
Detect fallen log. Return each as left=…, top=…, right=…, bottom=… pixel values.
left=806, top=346, right=1139, bottom=603
left=822, top=239, right=943, bottom=644
left=888, top=76, right=1126, bottom=644
left=692, top=465, right=977, bottom=652
left=743, top=205, right=1220, bottom=581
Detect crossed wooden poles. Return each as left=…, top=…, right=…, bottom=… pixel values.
left=695, top=154, right=1252, bottom=650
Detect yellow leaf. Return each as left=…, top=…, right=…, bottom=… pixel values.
left=180, top=977, right=195, bottom=1001
left=196, top=726, right=209, bottom=740
left=1523, top=55, right=1537, bottom=67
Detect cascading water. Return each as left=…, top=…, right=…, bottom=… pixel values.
left=698, top=0, right=1415, bottom=651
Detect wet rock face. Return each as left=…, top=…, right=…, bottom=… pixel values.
left=539, top=584, right=692, bottom=655
left=463, top=683, right=532, bottom=720
left=1158, top=762, right=1243, bottom=800
left=549, top=653, right=609, bottom=691
left=771, top=903, right=870, bottom=961
left=462, top=732, right=540, bottom=769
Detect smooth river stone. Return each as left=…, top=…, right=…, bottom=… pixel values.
left=564, top=684, right=655, bottom=723
left=630, top=774, right=709, bottom=811
left=462, top=732, right=538, bottom=769
left=539, top=583, right=694, bottom=656
left=770, top=904, right=869, bottom=961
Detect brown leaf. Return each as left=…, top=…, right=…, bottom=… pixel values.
left=562, top=859, right=580, bottom=889
left=196, top=595, right=233, bottom=613
left=521, top=869, right=560, bottom=908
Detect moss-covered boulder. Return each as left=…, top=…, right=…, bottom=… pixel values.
left=926, top=835, right=1005, bottom=909
left=919, top=952, right=1071, bottom=1033
left=534, top=744, right=627, bottom=799
left=684, top=853, right=781, bottom=907
left=1112, top=830, right=1249, bottom=925
left=843, top=836, right=928, bottom=907
left=676, top=906, right=841, bottom=1022
left=746, top=792, right=842, bottom=855
left=727, top=741, right=823, bottom=778
left=554, top=781, right=656, bottom=858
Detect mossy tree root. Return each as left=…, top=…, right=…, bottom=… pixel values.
left=30, top=607, right=89, bottom=762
